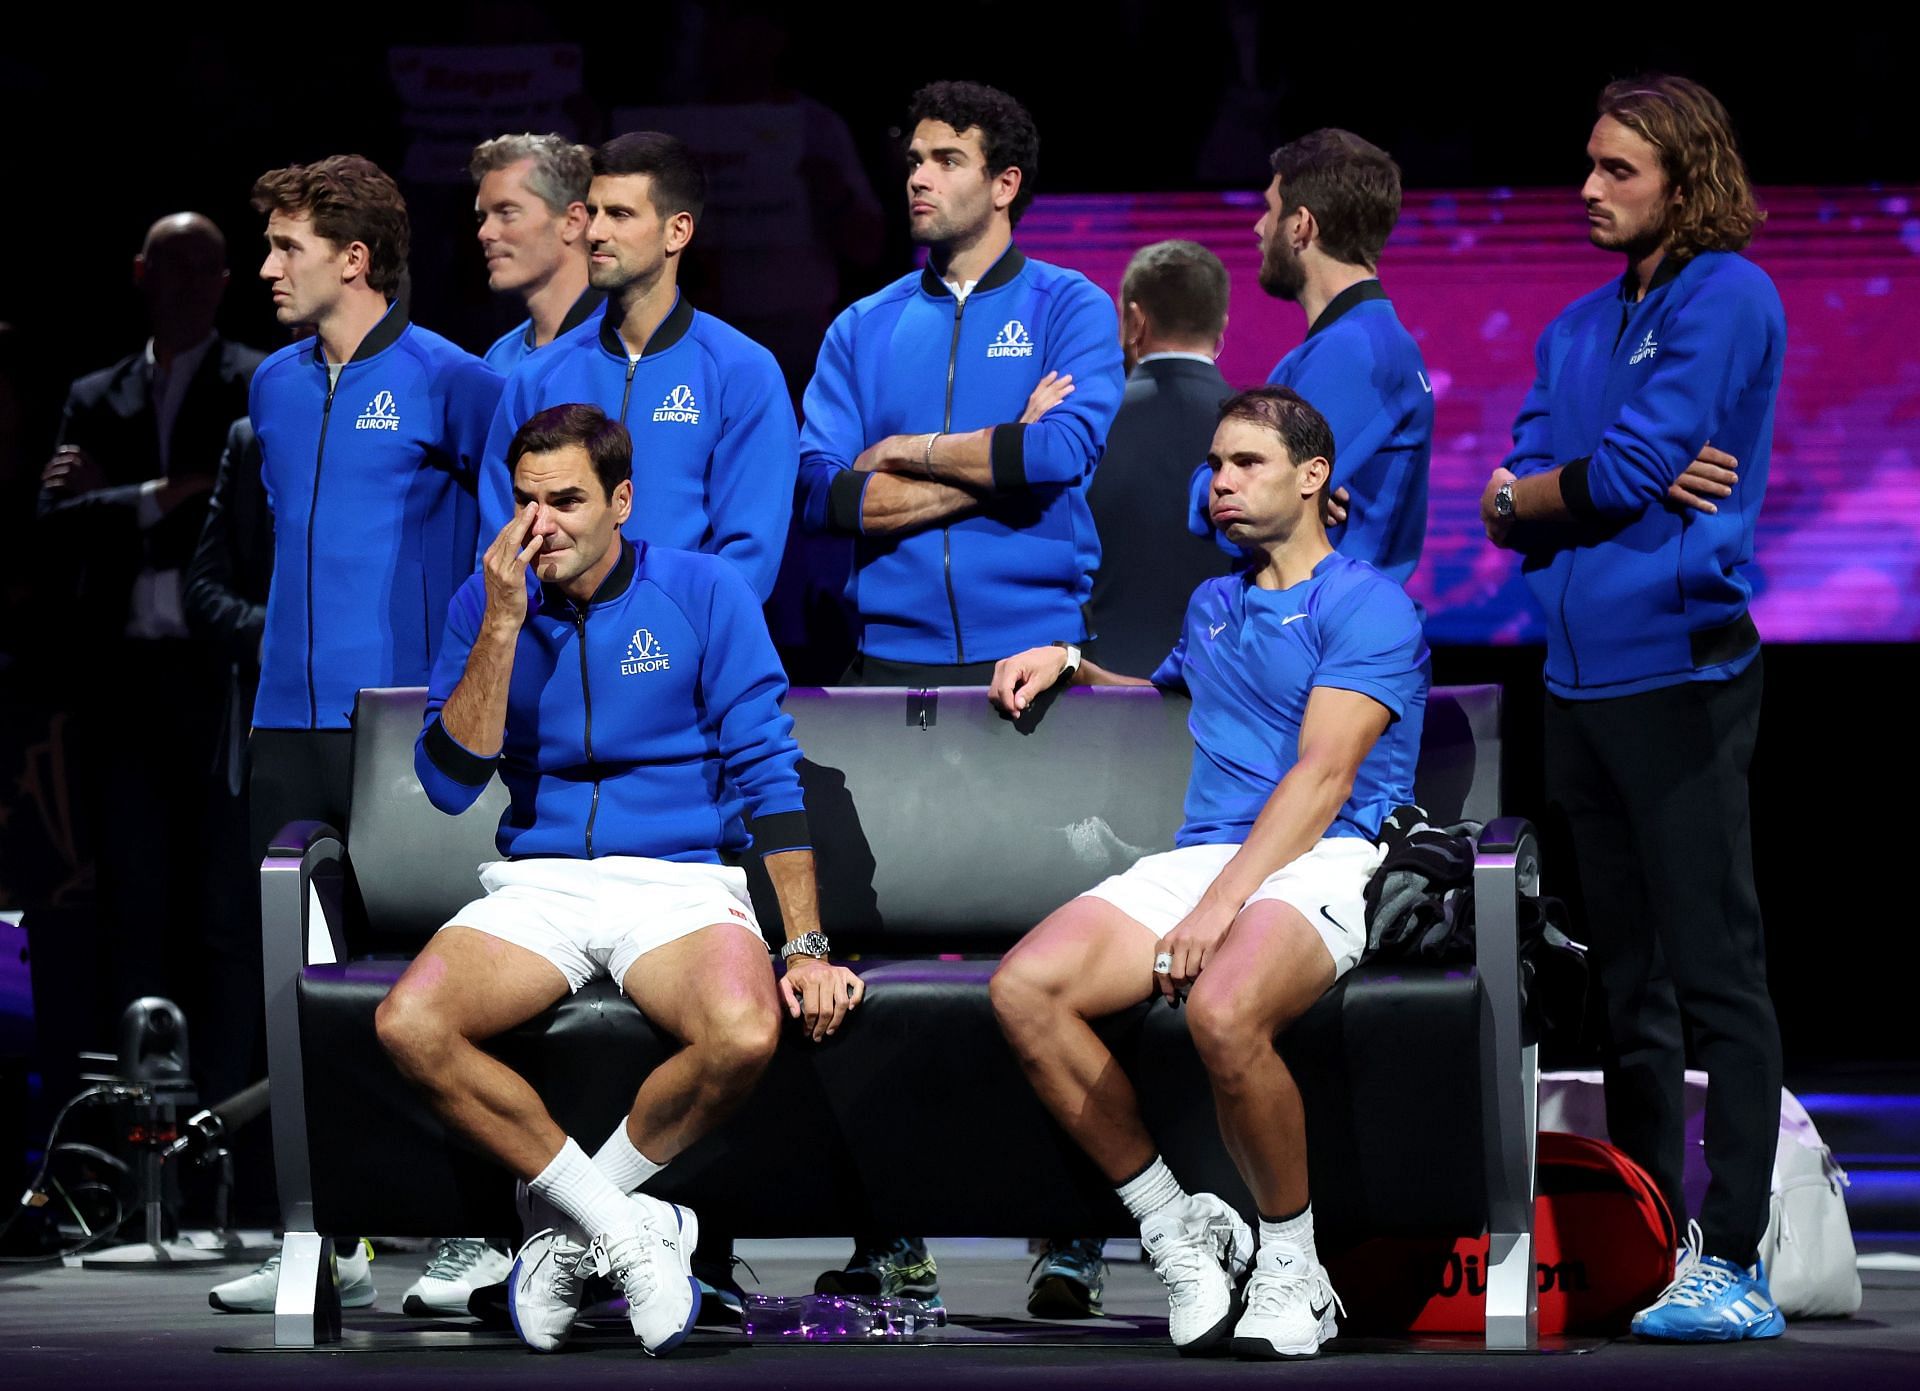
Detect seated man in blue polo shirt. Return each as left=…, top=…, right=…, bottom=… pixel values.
left=988, top=385, right=1428, bottom=1360
left=375, top=403, right=860, bottom=1356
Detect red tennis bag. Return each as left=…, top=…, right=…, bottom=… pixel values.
left=1326, top=1132, right=1677, bottom=1335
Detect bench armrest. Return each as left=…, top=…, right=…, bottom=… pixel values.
left=1473, top=816, right=1541, bottom=1350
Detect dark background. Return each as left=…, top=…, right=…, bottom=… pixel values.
left=0, top=0, right=1912, bottom=1128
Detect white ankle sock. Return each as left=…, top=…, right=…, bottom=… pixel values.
left=1117, top=1156, right=1187, bottom=1224
left=1259, top=1205, right=1318, bottom=1269
left=529, top=1138, right=635, bottom=1241
left=593, top=1121, right=666, bottom=1193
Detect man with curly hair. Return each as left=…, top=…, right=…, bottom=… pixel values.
left=1479, top=75, right=1788, bottom=1343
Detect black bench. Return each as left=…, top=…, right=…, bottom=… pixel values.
left=261, top=683, right=1541, bottom=1348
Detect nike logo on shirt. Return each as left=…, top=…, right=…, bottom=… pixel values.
left=1283, top=614, right=1308, bottom=626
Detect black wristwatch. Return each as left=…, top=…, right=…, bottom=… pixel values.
left=1052, top=641, right=1082, bottom=680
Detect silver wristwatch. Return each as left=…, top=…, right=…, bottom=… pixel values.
left=779, top=930, right=832, bottom=963
left=1052, top=641, right=1082, bottom=680
left=1493, top=481, right=1516, bottom=520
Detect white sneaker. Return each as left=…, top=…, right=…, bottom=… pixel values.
left=403, top=1237, right=514, bottom=1316
left=1141, top=1193, right=1254, bottom=1354
left=509, top=1228, right=591, bottom=1352
left=1232, top=1243, right=1343, bottom=1359
left=209, top=1240, right=377, bottom=1313
left=581, top=1193, right=700, bottom=1355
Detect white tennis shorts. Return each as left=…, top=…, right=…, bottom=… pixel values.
left=1079, top=837, right=1384, bottom=979
left=442, top=855, right=764, bottom=994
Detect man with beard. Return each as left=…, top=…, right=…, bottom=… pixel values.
left=1480, top=75, right=1787, bottom=1343
left=795, top=79, right=1125, bottom=686
left=1188, top=130, right=1432, bottom=585
left=476, top=132, right=797, bottom=601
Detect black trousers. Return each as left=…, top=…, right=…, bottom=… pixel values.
left=1543, top=656, right=1778, bottom=1264
left=841, top=652, right=1002, bottom=686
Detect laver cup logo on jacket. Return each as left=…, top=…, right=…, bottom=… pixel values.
left=653, top=384, right=700, bottom=424
left=1628, top=331, right=1659, bottom=365
left=621, top=628, right=671, bottom=675
left=356, top=390, right=401, bottom=431
left=987, top=320, right=1034, bottom=358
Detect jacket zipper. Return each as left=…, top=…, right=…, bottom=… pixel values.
left=619, top=355, right=639, bottom=424
left=574, top=606, right=599, bottom=857
left=940, top=296, right=968, bottom=664
left=305, top=374, right=338, bottom=726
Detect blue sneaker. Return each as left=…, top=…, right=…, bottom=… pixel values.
left=1632, top=1223, right=1786, bottom=1342
left=1028, top=1237, right=1107, bottom=1318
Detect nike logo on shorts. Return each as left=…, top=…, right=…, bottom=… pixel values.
left=1318, top=904, right=1348, bottom=934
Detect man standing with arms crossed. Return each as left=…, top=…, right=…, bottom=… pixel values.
left=477, top=132, right=797, bottom=601
left=796, top=80, right=1125, bottom=687
left=471, top=133, right=604, bottom=375
left=378, top=404, right=861, bottom=1355
left=208, top=154, right=502, bottom=1315
left=991, top=386, right=1429, bottom=1359
left=1480, top=75, right=1787, bottom=1342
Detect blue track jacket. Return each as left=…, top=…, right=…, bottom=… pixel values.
left=481, top=287, right=605, bottom=375
left=797, top=247, right=1125, bottom=664
left=250, top=304, right=501, bottom=729
left=478, top=292, right=797, bottom=601
left=1504, top=251, right=1785, bottom=699
left=416, top=539, right=809, bottom=862
left=1187, top=282, right=1434, bottom=586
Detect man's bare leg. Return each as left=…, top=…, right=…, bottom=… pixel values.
left=616, top=924, right=783, bottom=1164
left=1183, top=900, right=1334, bottom=1218
left=989, top=897, right=1160, bottom=1181
left=374, top=926, right=572, bottom=1178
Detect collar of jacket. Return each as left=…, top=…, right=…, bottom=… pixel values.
left=309, top=298, right=409, bottom=367
left=538, top=536, right=638, bottom=614
left=597, top=290, right=693, bottom=360
left=1617, top=251, right=1689, bottom=302
left=1306, top=278, right=1390, bottom=338
left=524, top=287, right=607, bottom=350
left=919, top=244, right=1028, bottom=300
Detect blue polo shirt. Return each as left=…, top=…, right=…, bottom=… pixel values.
left=1153, top=551, right=1429, bottom=845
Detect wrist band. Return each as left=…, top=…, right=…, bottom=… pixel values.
left=922, top=431, right=942, bottom=478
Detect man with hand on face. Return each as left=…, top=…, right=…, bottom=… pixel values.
left=1480, top=76, right=1786, bottom=1344
left=989, top=387, right=1428, bottom=1360
left=472, top=133, right=603, bottom=374
left=379, top=403, right=859, bottom=1355
left=476, top=133, right=797, bottom=601
left=796, top=80, right=1125, bottom=686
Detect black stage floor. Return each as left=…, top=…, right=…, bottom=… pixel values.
left=4, top=1238, right=1918, bottom=1390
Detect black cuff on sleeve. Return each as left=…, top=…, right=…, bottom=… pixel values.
left=749, top=810, right=812, bottom=856
left=423, top=717, right=499, bottom=787
left=828, top=470, right=868, bottom=534
left=990, top=422, right=1028, bottom=492
left=1558, top=457, right=1600, bottom=522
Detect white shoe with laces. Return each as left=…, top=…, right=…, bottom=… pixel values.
left=508, top=1227, right=590, bottom=1352
left=404, top=1237, right=513, bottom=1316
left=1140, top=1192, right=1255, bottom=1354
left=209, top=1240, right=378, bottom=1313
left=580, top=1192, right=700, bottom=1355
left=1231, top=1242, right=1344, bottom=1359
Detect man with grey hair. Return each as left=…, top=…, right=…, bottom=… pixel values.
left=472, top=133, right=603, bottom=374
left=1086, top=240, right=1236, bottom=676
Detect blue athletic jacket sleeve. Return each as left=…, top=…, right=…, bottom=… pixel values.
left=987, top=280, right=1125, bottom=491
left=1503, top=331, right=1559, bottom=481
left=444, top=357, right=504, bottom=480
left=703, top=350, right=799, bottom=600
left=1558, top=274, right=1781, bottom=519
left=414, top=576, right=500, bottom=815
left=796, top=308, right=877, bottom=536
left=476, top=363, right=543, bottom=551
left=695, top=562, right=810, bottom=852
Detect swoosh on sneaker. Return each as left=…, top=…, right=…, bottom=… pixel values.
left=1310, top=1298, right=1332, bottom=1321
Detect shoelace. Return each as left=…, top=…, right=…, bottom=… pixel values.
left=585, top=1227, right=659, bottom=1304
left=424, top=1237, right=495, bottom=1281
left=1028, top=1239, right=1106, bottom=1283
left=519, top=1231, right=586, bottom=1301
left=1244, top=1258, right=1346, bottom=1322
left=1649, top=1220, right=1707, bottom=1304
left=1146, top=1235, right=1215, bottom=1301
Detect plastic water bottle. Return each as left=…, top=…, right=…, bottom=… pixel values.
left=741, top=1292, right=949, bottom=1341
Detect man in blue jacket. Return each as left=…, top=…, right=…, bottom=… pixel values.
left=472, top=133, right=604, bottom=375
left=796, top=80, right=1125, bottom=685
left=210, top=155, right=502, bottom=1316
left=377, top=404, right=861, bottom=1356
left=1481, top=75, right=1787, bottom=1343
left=1187, top=129, right=1432, bottom=586
left=476, top=132, right=797, bottom=601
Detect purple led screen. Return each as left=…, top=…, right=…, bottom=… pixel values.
left=1017, top=188, right=1920, bottom=643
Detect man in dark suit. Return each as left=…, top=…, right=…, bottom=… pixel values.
left=1086, top=241, right=1236, bottom=675
left=37, top=211, right=265, bottom=1040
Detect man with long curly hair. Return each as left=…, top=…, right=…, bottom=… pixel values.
left=1479, top=75, right=1787, bottom=1342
